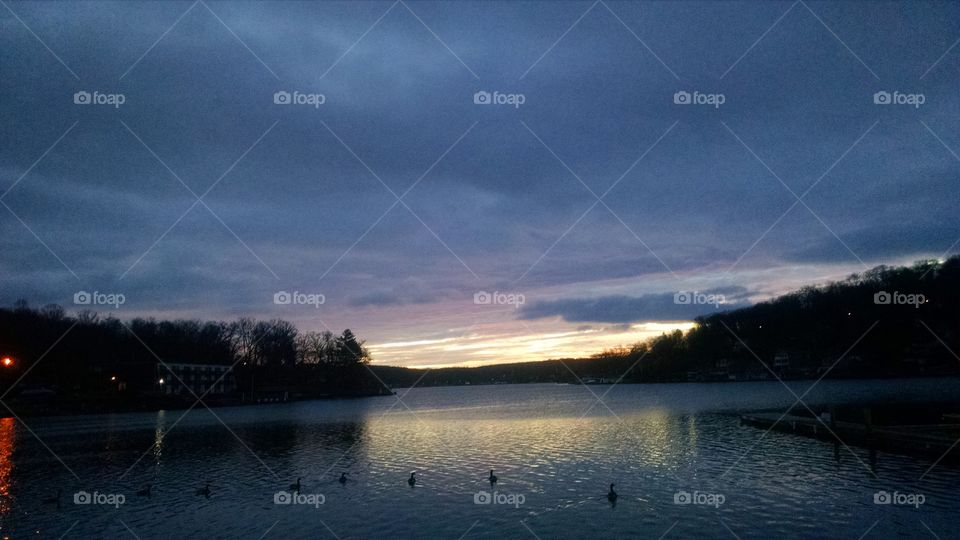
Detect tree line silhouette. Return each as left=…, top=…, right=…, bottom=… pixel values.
left=0, top=306, right=388, bottom=414
left=373, top=257, right=960, bottom=387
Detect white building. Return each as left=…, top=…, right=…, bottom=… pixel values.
left=156, top=363, right=236, bottom=396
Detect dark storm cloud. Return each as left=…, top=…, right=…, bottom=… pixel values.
left=518, top=286, right=753, bottom=323
left=1, top=0, right=958, bottom=326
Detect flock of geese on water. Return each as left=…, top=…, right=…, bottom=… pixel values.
left=40, top=469, right=620, bottom=506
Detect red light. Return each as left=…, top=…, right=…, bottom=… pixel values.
left=1, top=358, right=12, bottom=367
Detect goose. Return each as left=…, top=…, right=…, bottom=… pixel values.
left=407, top=472, right=416, bottom=487
left=289, top=478, right=301, bottom=493
left=136, top=485, right=151, bottom=497
left=195, top=482, right=211, bottom=497
left=607, top=483, right=618, bottom=503
left=42, top=489, right=61, bottom=507
left=339, top=473, right=347, bottom=485
left=488, top=470, right=498, bottom=486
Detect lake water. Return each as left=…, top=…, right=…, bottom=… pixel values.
left=1, top=379, right=959, bottom=539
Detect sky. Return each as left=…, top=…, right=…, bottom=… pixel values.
left=1, top=1, right=958, bottom=368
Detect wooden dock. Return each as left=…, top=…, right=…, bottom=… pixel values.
left=740, top=411, right=960, bottom=462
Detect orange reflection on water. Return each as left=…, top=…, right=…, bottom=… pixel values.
left=0, top=417, right=15, bottom=515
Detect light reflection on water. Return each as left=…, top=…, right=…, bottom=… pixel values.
left=0, top=379, right=958, bottom=539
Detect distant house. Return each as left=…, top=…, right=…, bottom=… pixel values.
left=156, top=363, right=236, bottom=396
left=773, top=352, right=790, bottom=369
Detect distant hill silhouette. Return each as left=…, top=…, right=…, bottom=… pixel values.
left=372, top=257, right=960, bottom=386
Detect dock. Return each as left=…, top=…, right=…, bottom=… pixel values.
left=740, top=411, right=960, bottom=462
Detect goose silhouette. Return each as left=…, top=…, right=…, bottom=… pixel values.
left=339, top=473, right=347, bottom=485
left=607, top=483, right=618, bottom=503
left=42, top=489, right=61, bottom=507
left=407, top=472, right=416, bottom=487
left=488, top=470, right=498, bottom=486
left=289, top=478, right=301, bottom=493
left=195, top=482, right=211, bottom=498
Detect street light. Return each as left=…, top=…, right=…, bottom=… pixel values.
left=1, top=357, right=13, bottom=368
